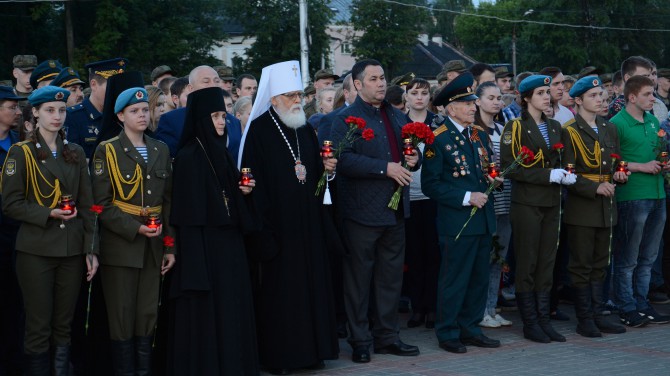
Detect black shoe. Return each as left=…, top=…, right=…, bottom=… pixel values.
left=374, top=340, right=419, bottom=356
left=573, top=286, right=602, bottom=338
left=516, top=291, right=550, bottom=343
left=590, top=281, right=626, bottom=334
left=25, top=352, right=50, bottom=376
left=110, top=339, right=135, bottom=376
left=352, top=346, right=370, bottom=363
left=407, top=313, right=425, bottom=328
left=337, top=322, right=348, bottom=339
left=53, top=345, right=71, bottom=376
left=537, top=292, right=567, bottom=342
left=425, top=312, right=436, bottom=329
left=619, top=310, right=650, bottom=327
left=439, top=340, right=466, bottom=354
left=638, top=307, right=670, bottom=324
left=460, top=334, right=501, bottom=348
left=135, top=336, right=152, bottom=376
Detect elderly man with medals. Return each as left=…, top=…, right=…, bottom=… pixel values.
left=238, top=61, right=339, bottom=375
left=561, top=76, right=628, bottom=337
left=422, top=72, right=501, bottom=354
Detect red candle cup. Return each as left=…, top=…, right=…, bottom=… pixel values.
left=565, top=163, right=576, bottom=174
left=320, top=140, right=334, bottom=158
left=403, top=138, right=414, bottom=156
left=59, top=194, right=75, bottom=212
left=660, top=152, right=669, bottom=166
left=239, top=168, right=253, bottom=186
left=616, top=161, right=629, bottom=173
left=146, top=213, right=161, bottom=229
left=487, top=162, right=499, bottom=178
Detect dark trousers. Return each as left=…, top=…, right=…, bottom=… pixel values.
left=0, top=225, right=23, bottom=374
left=435, top=234, right=491, bottom=342
left=16, top=252, right=83, bottom=354
left=343, top=219, right=405, bottom=349
left=101, top=247, right=159, bottom=341
left=403, top=199, right=440, bottom=314
left=510, top=202, right=560, bottom=293
left=567, top=225, right=611, bottom=288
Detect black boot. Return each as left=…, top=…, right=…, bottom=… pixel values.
left=135, top=336, right=153, bottom=376
left=110, top=339, right=135, bottom=376
left=53, top=345, right=71, bottom=376
left=536, top=291, right=566, bottom=342
left=573, top=287, right=601, bottom=338
left=516, top=291, right=550, bottom=343
left=591, top=281, right=626, bottom=334
left=25, top=352, right=50, bottom=376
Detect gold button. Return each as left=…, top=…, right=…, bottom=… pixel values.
left=126, top=175, right=130, bottom=178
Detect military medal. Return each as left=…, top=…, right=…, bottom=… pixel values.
left=445, top=144, right=452, bottom=151
left=459, top=140, right=465, bottom=146
left=453, top=171, right=459, bottom=178
left=460, top=166, right=466, bottom=176
left=270, top=111, right=307, bottom=184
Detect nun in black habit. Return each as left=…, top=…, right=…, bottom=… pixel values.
left=167, top=87, right=259, bottom=375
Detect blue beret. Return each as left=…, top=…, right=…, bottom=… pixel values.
left=30, top=59, right=63, bottom=89
left=433, top=71, right=478, bottom=107
left=86, top=58, right=129, bottom=80
left=0, top=86, right=23, bottom=101
left=50, top=67, right=85, bottom=88
left=518, top=75, right=552, bottom=94
left=27, top=86, right=70, bottom=106
left=114, top=87, right=148, bottom=113
left=569, top=76, right=602, bottom=98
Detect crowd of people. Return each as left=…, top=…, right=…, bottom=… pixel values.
left=1, top=51, right=670, bottom=376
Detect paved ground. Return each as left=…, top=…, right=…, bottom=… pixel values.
left=262, top=303, right=670, bottom=376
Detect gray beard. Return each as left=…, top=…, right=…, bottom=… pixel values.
left=275, top=107, right=306, bottom=129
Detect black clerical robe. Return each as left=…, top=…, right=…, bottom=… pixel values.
left=242, top=108, right=339, bottom=370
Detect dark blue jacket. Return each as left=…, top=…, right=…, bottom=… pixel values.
left=0, top=130, right=20, bottom=225
left=64, top=98, right=103, bottom=159
left=330, top=96, right=420, bottom=226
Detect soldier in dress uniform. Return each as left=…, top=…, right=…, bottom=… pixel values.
left=91, top=87, right=175, bottom=375
left=1, top=86, right=98, bottom=376
left=65, top=58, right=129, bottom=159
left=421, top=72, right=501, bottom=354
left=500, top=75, right=576, bottom=344
left=562, top=76, right=628, bottom=337
left=50, top=67, right=86, bottom=107
left=29, top=59, right=63, bottom=90
left=12, top=54, right=37, bottom=98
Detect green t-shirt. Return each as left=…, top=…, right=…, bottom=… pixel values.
left=612, top=108, right=665, bottom=202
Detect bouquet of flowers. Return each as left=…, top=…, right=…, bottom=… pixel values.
left=315, top=116, right=374, bottom=196
left=387, top=122, right=435, bottom=210
left=85, top=205, right=104, bottom=335
left=455, top=146, right=534, bottom=240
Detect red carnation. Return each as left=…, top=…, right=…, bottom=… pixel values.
left=163, top=236, right=175, bottom=248
left=520, top=146, right=535, bottom=164
left=362, top=128, right=374, bottom=141
left=610, top=153, right=621, bottom=160
left=552, top=143, right=564, bottom=150
left=89, top=205, right=104, bottom=215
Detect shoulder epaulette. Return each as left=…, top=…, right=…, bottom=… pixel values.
left=562, top=118, right=576, bottom=129
left=15, top=140, right=31, bottom=146
left=472, top=125, right=485, bottom=132
left=100, top=136, right=119, bottom=145
left=433, top=124, right=447, bottom=136
left=67, top=103, right=83, bottom=112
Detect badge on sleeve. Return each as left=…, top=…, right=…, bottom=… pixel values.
left=4, top=159, right=16, bottom=176
left=93, top=159, right=104, bottom=176
left=425, top=147, right=435, bottom=159
left=503, top=130, right=512, bottom=145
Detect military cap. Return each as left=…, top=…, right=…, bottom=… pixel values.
left=518, top=75, right=552, bottom=94
left=27, top=86, right=70, bottom=106
left=314, top=69, right=339, bottom=82
left=114, top=87, right=148, bottom=113
left=433, top=71, right=477, bottom=107
left=85, top=58, right=129, bottom=80
left=304, top=83, right=316, bottom=96
left=13, top=55, right=38, bottom=71
left=214, top=65, right=234, bottom=81
left=0, top=86, right=23, bottom=101
left=50, top=67, right=85, bottom=88
left=443, top=59, right=467, bottom=73
left=569, top=76, right=602, bottom=98
left=577, top=66, right=601, bottom=79
left=151, top=65, right=175, bottom=82
left=495, top=66, right=514, bottom=79
left=30, top=59, right=63, bottom=90
left=657, top=68, right=670, bottom=79
left=436, top=70, right=449, bottom=84
left=599, top=73, right=613, bottom=84
left=391, top=72, right=416, bottom=86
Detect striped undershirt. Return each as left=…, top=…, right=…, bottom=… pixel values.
left=135, top=146, right=148, bottom=163
left=537, top=121, right=550, bottom=147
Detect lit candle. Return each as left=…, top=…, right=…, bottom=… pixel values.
left=660, top=152, right=669, bottom=165
left=403, top=138, right=414, bottom=156
left=566, top=163, right=576, bottom=174
left=320, top=140, right=333, bottom=158
left=487, top=162, right=499, bottom=178
left=146, top=213, right=161, bottom=229
left=616, top=161, right=629, bottom=173
left=239, top=168, right=253, bottom=186
left=59, top=194, right=75, bottom=212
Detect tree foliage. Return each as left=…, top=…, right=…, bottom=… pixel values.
left=452, top=0, right=670, bottom=74
left=429, top=0, right=474, bottom=48
left=349, top=0, right=431, bottom=77
left=223, top=0, right=334, bottom=80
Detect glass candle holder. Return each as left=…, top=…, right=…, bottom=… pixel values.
left=146, top=213, right=161, bottom=229
left=403, top=138, right=413, bottom=156
left=239, top=168, right=253, bottom=186
left=59, top=194, right=75, bottom=212
left=320, top=140, right=333, bottom=158
left=565, top=163, right=576, bottom=174
left=487, top=162, right=499, bottom=178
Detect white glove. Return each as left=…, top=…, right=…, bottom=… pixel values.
left=549, top=169, right=567, bottom=184
left=560, top=173, right=577, bottom=185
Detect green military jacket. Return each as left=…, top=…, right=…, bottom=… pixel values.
left=562, top=114, right=620, bottom=228
left=1, top=133, right=96, bottom=256
left=500, top=115, right=563, bottom=207
left=92, top=131, right=174, bottom=269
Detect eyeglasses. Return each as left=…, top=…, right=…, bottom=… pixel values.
left=0, top=104, right=19, bottom=111
left=281, top=92, right=305, bottom=100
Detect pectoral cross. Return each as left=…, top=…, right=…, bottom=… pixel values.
left=292, top=65, right=298, bottom=77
